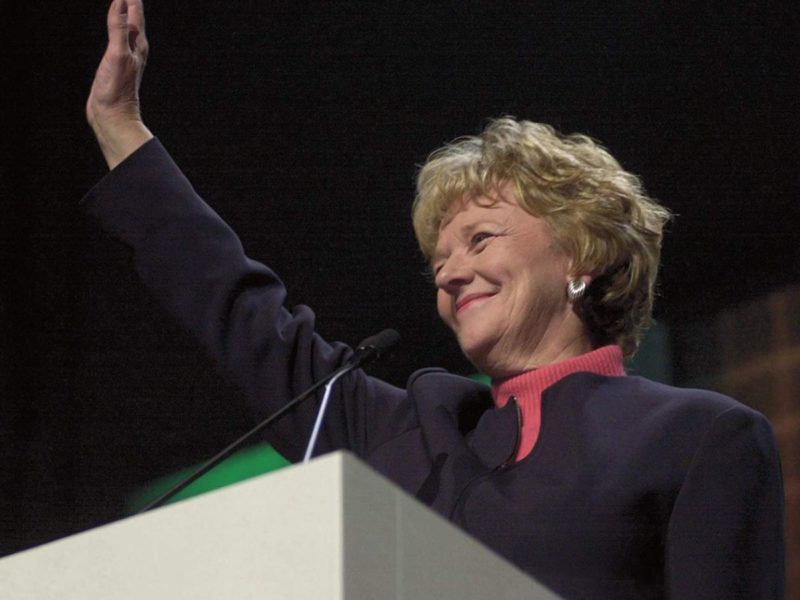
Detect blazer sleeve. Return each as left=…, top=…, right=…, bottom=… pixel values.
left=665, top=404, right=785, bottom=598
left=81, top=138, right=408, bottom=462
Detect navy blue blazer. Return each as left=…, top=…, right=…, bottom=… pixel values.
left=84, top=139, right=785, bottom=599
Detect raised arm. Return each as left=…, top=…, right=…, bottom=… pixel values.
left=81, top=0, right=410, bottom=465
left=86, top=0, right=153, bottom=169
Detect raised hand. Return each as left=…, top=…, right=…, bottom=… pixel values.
left=86, top=0, right=153, bottom=169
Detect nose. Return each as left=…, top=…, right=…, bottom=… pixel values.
left=434, top=252, right=474, bottom=295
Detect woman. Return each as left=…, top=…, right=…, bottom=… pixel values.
left=85, top=1, right=784, bottom=597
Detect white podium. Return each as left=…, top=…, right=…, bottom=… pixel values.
left=0, top=451, right=558, bottom=599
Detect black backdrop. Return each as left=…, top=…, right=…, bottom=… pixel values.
left=1, top=1, right=798, bottom=555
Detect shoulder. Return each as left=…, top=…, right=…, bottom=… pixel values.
left=407, top=367, right=481, bottom=389
left=556, top=371, right=760, bottom=419
left=405, top=368, right=496, bottom=429
left=407, top=368, right=490, bottom=404
left=548, top=372, right=777, bottom=451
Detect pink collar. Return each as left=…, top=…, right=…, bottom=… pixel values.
left=491, top=345, right=626, bottom=460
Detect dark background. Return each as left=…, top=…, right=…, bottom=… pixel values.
left=1, top=1, right=798, bottom=556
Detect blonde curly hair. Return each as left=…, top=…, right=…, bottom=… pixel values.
left=412, top=117, right=672, bottom=357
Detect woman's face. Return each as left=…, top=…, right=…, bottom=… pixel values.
left=433, top=189, right=590, bottom=376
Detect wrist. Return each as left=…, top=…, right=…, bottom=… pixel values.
left=92, top=116, right=153, bottom=170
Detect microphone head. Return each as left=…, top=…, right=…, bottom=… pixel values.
left=349, top=328, right=400, bottom=367
left=357, top=328, right=401, bottom=356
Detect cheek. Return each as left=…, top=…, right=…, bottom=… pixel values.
left=436, top=290, right=451, bottom=324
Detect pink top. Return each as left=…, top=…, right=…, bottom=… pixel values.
left=492, top=345, right=626, bottom=461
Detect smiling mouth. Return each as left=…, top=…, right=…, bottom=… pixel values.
left=456, top=293, right=495, bottom=314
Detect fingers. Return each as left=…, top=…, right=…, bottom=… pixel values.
left=106, top=0, right=128, bottom=53
left=126, top=0, right=146, bottom=33
left=127, top=0, right=148, bottom=54
left=106, top=0, right=147, bottom=56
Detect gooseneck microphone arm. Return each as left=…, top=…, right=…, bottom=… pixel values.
left=302, top=369, right=350, bottom=464
left=136, top=329, right=400, bottom=514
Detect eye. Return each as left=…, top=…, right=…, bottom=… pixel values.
left=470, top=232, right=494, bottom=247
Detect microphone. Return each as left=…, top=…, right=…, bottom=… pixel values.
left=346, top=328, right=401, bottom=367
left=137, top=329, right=400, bottom=514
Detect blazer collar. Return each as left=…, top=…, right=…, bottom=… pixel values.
left=408, top=369, right=519, bottom=470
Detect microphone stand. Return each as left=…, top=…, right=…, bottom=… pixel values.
left=136, top=329, right=399, bottom=514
